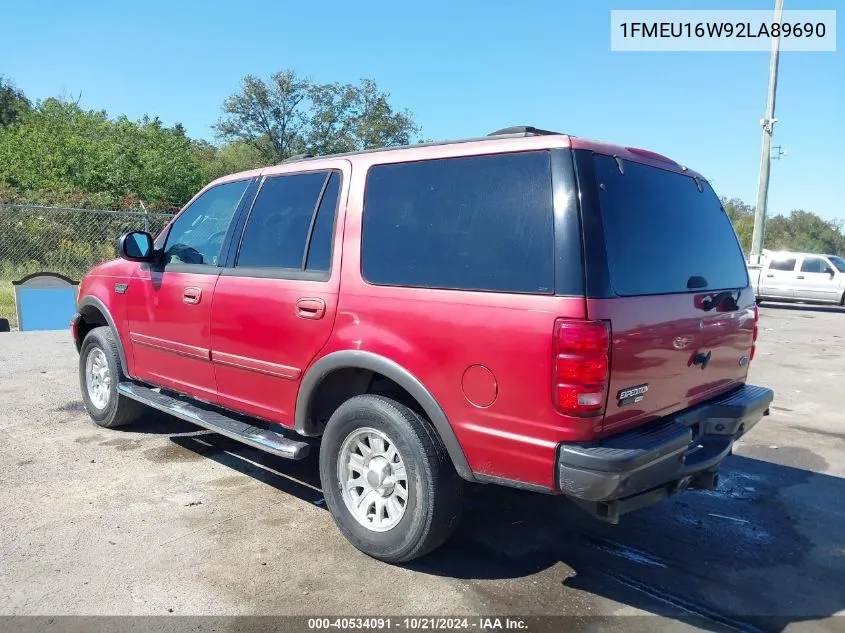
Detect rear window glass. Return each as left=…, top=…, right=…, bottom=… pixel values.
left=362, top=151, right=554, bottom=294
left=594, top=155, right=748, bottom=296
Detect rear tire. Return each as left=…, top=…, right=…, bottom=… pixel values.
left=319, top=394, right=464, bottom=563
left=79, top=327, right=145, bottom=428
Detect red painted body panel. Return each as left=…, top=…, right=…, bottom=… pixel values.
left=210, top=276, right=339, bottom=423
left=126, top=268, right=219, bottom=403
left=76, top=259, right=137, bottom=374
left=586, top=289, right=756, bottom=436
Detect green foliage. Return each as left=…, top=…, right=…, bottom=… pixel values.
left=192, top=139, right=266, bottom=182
left=215, top=70, right=419, bottom=164
left=722, top=197, right=845, bottom=257
left=0, top=98, right=205, bottom=210
left=764, top=210, right=845, bottom=255
left=0, top=76, right=30, bottom=127
left=0, top=73, right=422, bottom=211
left=723, top=197, right=755, bottom=253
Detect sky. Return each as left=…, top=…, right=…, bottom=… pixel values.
left=4, top=0, right=843, bottom=222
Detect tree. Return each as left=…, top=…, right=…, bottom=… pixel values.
left=720, top=196, right=845, bottom=258
left=0, top=76, right=30, bottom=127
left=192, top=139, right=266, bottom=182
left=305, top=79, right=418, bottom=155
left=214, top=71, right=309, bottom=165
left=763, top=210, right=845, bottom=255
left=215, top=70, right=419, bottom=164
left=0, top=98, right=204, bottom=209
left=722, top=197, right=755, bottom=254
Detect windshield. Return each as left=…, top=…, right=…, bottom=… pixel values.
left=828, top=256, right=845, bottom=273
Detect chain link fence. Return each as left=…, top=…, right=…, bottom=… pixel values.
left=0, top=204, right=173, bottom=329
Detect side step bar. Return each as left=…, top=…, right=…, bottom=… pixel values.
left=117, top=382, right=310, bottom=460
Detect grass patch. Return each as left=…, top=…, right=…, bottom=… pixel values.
left=0, top=278, right=16, bottom=329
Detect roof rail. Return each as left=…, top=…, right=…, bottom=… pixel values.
left=487, top=126, right=562, bottom=137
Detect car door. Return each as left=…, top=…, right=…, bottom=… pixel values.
left=794, top=255, right=841, bottom=302
left=126, top=178, right=254, bottom=402
left=210, top=163, right=348, bottom=425
left=758, top=255, right=797, bottom=299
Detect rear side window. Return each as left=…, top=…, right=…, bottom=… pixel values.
left=236, top=171, right=338, bottom=272
left=362, top=151, right=554, bottom=294
left=800, top=257, right=825, bottom=273
left=769, top=258, right=797, bottom=271
left=594, top=155, right=748, bottom=296
left=306, top=172, right=341, bottom=272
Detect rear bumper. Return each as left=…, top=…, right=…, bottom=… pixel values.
left=556, top=384, right=773, bottom=522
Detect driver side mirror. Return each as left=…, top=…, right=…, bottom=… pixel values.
left=824, top=266, right=835, bottom=277
left=118, top=231, right=154, bottom=262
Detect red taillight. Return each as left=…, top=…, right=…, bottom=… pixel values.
left=750, top=306, right=759, bottom=362
left=553, top=319, right=610, bottom=416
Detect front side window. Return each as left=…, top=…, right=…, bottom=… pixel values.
left=163, top=180, right=249, bottom=266
left=769, top=258, right=797, bottom=272
left=828, top=256, right=845, bottom=273
left=236, top=171, right=336, bottom=271
left=800, top=257, right=826, bottom=274
left=361, top=151, right=555, bottom=294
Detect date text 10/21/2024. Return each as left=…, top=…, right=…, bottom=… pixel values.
left=307, top=618, right=529, bottom=630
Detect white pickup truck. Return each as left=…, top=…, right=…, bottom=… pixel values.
left=749, top=250, right=845, bottom=305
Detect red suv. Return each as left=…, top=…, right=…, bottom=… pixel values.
left=72, top=126, right=773, bottom=562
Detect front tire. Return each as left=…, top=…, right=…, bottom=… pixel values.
left=79, top=327, right=145, bottom=428
left=319, top=394, right=464, bottom=563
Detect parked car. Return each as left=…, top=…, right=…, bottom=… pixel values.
left=750, top=250, right=845, bottom=305
left=71, top=126, right=773, bottom=562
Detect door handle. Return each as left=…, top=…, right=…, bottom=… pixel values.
left=796, top=275, right=805, bottom=280
left=765, top=274, right=774, bottom=278
left=183, top=287, right=202, bottom=305
left=296, top=298, right=326, bottom=320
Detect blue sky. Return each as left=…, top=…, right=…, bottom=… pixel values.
left=4, top=0, right=842, bottom=222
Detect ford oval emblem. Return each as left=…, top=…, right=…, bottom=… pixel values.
left=739, top=355, right=749, bottom=367
left=673, top=336, right=692, bottom=349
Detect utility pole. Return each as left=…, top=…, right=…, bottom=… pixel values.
left=749, top=0, right=785, bottom=264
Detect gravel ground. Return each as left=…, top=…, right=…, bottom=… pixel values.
left=0, top=303, right=843, bottom=633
